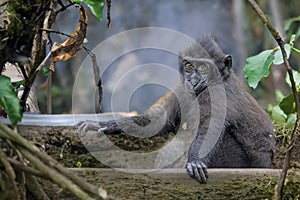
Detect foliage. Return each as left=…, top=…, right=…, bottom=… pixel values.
left=244, top=33, right=300, bottom=129
left=267, top=72, right=300, bottom=128
left=268, top=89, right=298, bottom=129
left=0, top=1, right=105, bottom=124
left=71, top=0, right=105, bottom=21
left=244, top=50, right=274, bottom=88
left=0, top=75, right=22, bottom=125
left=244, top=35, right=296, bottom=89
left=284, top=16, right=300, bottom=39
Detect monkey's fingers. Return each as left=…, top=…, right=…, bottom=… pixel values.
left=186, top=162, right=193, bottom=176
left=186, top=161, right=207, bottom=184
left=76, top=122, right=87, bottom=137
left=196, top=161, right=208, bottom=182
left=76, top=120, right=100, bottom=137
left=97, top=127, right=108, bottom=136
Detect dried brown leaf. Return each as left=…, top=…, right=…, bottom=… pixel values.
left=51, top=5, right=88, bottom=70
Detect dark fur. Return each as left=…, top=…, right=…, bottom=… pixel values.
left=77, top=36, right=275, bottom=183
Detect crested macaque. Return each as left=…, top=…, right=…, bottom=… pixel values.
left=76, top=36, right=275, bottom=184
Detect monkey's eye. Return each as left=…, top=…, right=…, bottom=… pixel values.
left=184, top=62, right=194, bottom=71
left=197, top=64, right=208, bottom=73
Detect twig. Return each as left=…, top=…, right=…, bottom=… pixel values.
left=38, top=28, right=73, bottom=38
left=0, top=127, right=96, bottom=199
left=19, top=147, right=95, bottom=200
left=56, top=1, right=76, bottom=13
left=246, top=1, right=300, bottom=199
left=46, top=71, right=52, bottom=114
left=4, top=137, right=27, bottom=199
left=106, top=0, right=112, bottom=27
left=0, top=148, right=19, bottom=199
left=25, top=174, right=51, bottom=200
left=0, top=146, right=16, bottom=181
left=36, top=47, right=55, bottom=72
left=84, top=47, right=103, bottom=112
left=0, top=123, right=109, bottom=199
left=20, top=0, right=57, bottom=112
left=17, top=63, right=29, bottom=81
left=0, top=1, right=8, bottom=7
left=7, top=157, right=50, bottom=180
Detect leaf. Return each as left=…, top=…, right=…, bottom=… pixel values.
left=71, top=0, right=104, bottom=21
left=275, top=89, right=285, bottom=102
left=51, top=5, right=88, bottom=70
left=284, top=16, right=300, bottom=32
left=12, top=80, right=26, bottom=88
left=279, top=93, right=295, bottom=115
left=289, top=34, right=296, bottom=46
left=273, top=44, right=291, bottom=65
left=268, top=104, right=286, bottom=124
left=295, top=28, right=300, bottom=40
left=244, top=50, right=274, bottom=89
left=285, top=70, right=300, bottom=88
left=41, top=67, right=51, bottom=76
left=0, top=75, right=22, bottom=125
left=286, top=113, right=297, bottom=129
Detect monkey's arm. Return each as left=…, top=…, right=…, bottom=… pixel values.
left=76, top=90, right=181, bottom=137
left=186, top=118, right=212, bottom=184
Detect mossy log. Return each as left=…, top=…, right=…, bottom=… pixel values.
left=44, top=168, right=300, bottom=200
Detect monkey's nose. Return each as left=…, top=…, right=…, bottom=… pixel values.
left=191, top=80, right=199, bottom=87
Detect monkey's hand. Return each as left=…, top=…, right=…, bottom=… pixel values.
left=76, top=120, right=121, bottom=137
left=75, top=120, right=106, bottom=137
left=186, top=160, right=208, bottom=184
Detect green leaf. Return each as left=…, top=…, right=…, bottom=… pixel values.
left=274, top=89, right=285, bottom=102
left=71, top=0, right=105, bottom=21
left=12, top=80, right=26, bottom=89
left=0, top=75, right=22, bottom=125
left=42, top=67, right=51, bottom=76
left=273, top=44, right=291, bottom=65
left=289, top=34, right=296, bottom=46
left=268, top=104, right=287, bottom=124
left=279, top=93, right=295, bottom=115
left=244, top=50, right=273, bottom=89
left=285, top=70, right=300, bottom=88
left=286, top=113, right=297, bottom=129
left=284, top=16, right=300, bottom=32
left=295, top=28, right=300, bottom=40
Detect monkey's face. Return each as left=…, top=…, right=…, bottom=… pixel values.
left=181, top=57, right=214, bottom=95
left=178, top=40, right=233, bottom=95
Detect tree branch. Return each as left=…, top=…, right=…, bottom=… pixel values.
left=0, top=123, right=111, bottom=199
left=246, top=1, right=300, bottom=199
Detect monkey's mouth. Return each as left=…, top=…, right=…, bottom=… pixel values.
left=193, top=81, right=206, bottom=91
left=185, top=81, right=206, bottom=94
left=185, top=80, right=207, bottom=94
left=192, top=82, right=200, bottom=89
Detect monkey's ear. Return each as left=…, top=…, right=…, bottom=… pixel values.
left=223, top=55, right=232, bottom=69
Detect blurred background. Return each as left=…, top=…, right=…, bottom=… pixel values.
left=36, top=0, right=300, bottom=114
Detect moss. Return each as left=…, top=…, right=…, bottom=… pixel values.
left=0, top=0, right=44, bottom=68
left=40, top=169, right=298, bottom=199
left=273, top=123, right=300, bottom=169
left=282, top=175, right=300, bottom=200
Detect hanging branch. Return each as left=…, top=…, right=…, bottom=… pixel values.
left=246, top=0, right=300, bottom=199
left=106, top=0, right=112, bottom=27
left=20, top=0, right=58, bottom=112
left=84, top=47, right=103, bottom=113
